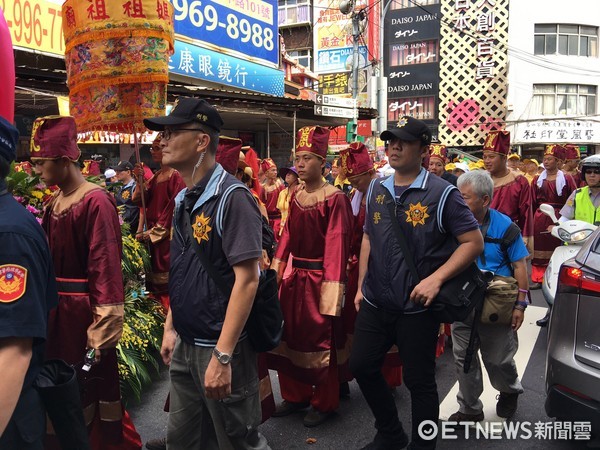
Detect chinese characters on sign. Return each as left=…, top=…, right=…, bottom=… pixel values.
left=452, top=0, right=498, bottom=80
left=170, top=40, right=284, bottom=96
left=514, top=120, right=599, bottom=144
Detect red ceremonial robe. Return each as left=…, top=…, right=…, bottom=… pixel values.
left=268, top=183, right=352, bottom=410
left=260, top=178, right=284, bottom=240
left=135, top=168, right=185, bottom=309
left=490, top=171, right=534, bottom=251
left=343, top=197, right=403, bottom=387
left=531, top=173, right=577, bottom=282
left=42, top=183, right=140, bottom=450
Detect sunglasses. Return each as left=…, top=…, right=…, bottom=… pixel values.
left=585, top=169, right=600, bottom=175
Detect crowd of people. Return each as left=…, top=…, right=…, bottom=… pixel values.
left=1, top=101, right=599, bottom=450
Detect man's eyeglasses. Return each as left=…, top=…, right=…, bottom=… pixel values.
left=585, top=168, right=600, bottom=175
left=159, top=128, right=203, bottom=142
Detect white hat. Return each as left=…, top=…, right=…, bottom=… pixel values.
left=104, top=168, right=117, bottom=178
left=454, top=162, right=470, bottom=173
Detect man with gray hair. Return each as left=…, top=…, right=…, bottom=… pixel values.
left=451, top=170, right=530, bottom=423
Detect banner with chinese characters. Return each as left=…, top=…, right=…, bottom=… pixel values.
left=313, top=0, right=369, bottom=74
left=170, top=40, right=284, bottom=96
left=383, top=1, right=440, bottom=135
left=513, top=120, right=600, bottom=145
left=62, top=0, right=174, bottom=133
left=438, top=0, right=509, bottom=147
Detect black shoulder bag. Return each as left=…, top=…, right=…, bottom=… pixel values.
left=383, top=192, right=490, bottom=373
left=186, top=208, right=283, bottom=353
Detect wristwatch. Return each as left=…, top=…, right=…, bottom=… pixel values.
left=213, top=347, right=232, bottom=365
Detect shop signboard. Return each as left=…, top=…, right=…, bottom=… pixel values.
left=170, top=39, right=284, bottom=96
left=1, top=0, right=64, bottom=56
left=173, top=0, right=278, bottom=68
left=513, top=120, right=600, bottom=145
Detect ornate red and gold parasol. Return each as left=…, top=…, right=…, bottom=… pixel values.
left=62, top=0, right=174, bottom=134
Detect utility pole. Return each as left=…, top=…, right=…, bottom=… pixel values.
left=340, top=0, right=364, bottom=142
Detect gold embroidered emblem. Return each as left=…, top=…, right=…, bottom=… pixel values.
left=30, top=119, right=44, bottom=153
left=121, top=190, right=131, bottom=200
left=375, top=194, right=385, bottom=205
left=373, top=212, right=381, bottom=224
left=192, top=212, right=212, bottom=244
left=484, top=133, right=496, bottom=150
left=405, top=202, right=430, bottom=227
left=297, top=127, right=314, bottom=149
left=396, top=117, right=408, bottom=128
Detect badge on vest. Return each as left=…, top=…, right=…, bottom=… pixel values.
left=121, top=190, right=131, bottom=200
left=0, top=264, right=28, bottom=303
left=405, top=202, right=430, bottom=227
left=192, top=212, right=212, bottom=243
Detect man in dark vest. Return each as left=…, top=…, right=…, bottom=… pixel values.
left=349, top=116, right=483, bottom=450
left=144, top=98, right=269, bottom=449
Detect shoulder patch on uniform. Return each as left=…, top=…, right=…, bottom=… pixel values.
left=0, top=264, right=28, bottom=303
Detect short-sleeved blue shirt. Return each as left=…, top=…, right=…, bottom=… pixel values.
left=479, top=208, right=529, bottom=276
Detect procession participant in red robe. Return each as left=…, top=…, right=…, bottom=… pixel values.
left=132, top=137, right=185, bottom=310
left=531, top=144, right=577, bottom=285
left=339, top=142, right=403, bottom=389
left=30, top=116, right=141, bottom=450
left=428, top=144, right=458, bottom=186
left=268, top=126, right=353, bottom=428
left=483, top=130, right=534, bottom=254
left=276, top=166, right=300, bottom=237
left=259, top=157, right=285, bottom=239
left=563, top=144, right=583, bottom=187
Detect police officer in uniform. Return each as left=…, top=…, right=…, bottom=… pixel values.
left=0, top=117, right=58, bottom=449
left=113, top=160, right=140, bottom=235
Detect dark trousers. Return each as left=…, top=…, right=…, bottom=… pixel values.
left=349, top=301, right=440, bottom=449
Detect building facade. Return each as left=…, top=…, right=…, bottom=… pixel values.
left=506, top=0, right=599, bottom=158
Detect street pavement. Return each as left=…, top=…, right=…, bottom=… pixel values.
left=129, top=289, right=597, bottom=449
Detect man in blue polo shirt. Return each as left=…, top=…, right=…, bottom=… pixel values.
left=450, top=170, right=529, bottom=423
left=349, top=116, right=483, bottom=450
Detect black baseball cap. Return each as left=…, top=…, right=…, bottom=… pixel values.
left=113, top=161, right=134, bottom=171
left=380, top=116, right=432, bottom=145
left=144, top=97, right=224, bottom=132
left=0, top=116, right=18, bottom=163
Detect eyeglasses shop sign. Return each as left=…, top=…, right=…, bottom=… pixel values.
left=513, top=120, right=599, bottom=144
left=172, top=0, right=278, bottom=67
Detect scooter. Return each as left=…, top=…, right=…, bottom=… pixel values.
left=539, top=203, right=598, bottom=309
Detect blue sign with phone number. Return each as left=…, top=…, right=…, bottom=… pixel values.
left=170, top=40, right=284, bottom=96
left=173, top=0, right=279, bottom=68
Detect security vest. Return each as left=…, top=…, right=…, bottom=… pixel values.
left=362, top=169, right=459, bottom=312
left=574, top=186, right=600, bottom=225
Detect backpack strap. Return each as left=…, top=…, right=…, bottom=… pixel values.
left=482, top=217, right=521, bottom=275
